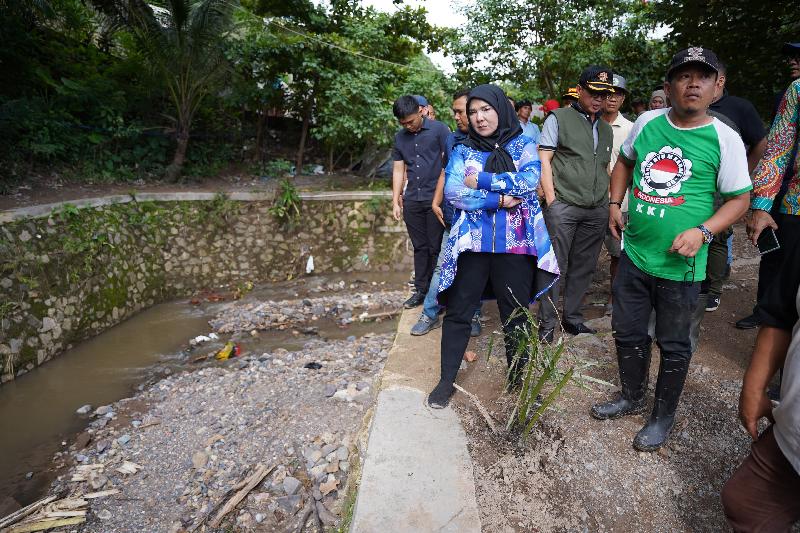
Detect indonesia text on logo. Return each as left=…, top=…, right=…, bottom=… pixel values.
left=635, top=146, right=693, bottom=206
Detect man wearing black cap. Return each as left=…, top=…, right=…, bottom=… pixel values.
left=537, top=66, right=615, bottom=341
left=515, top=99, right=541, bottom=144
left=391, top=95, right=451, bottom=309
left=591, top=47, right=751, bottom=451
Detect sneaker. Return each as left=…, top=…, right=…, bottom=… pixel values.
left=705, top=295, right=720, bottom=312
left=735, top=313, right=761, bottom=330
left=470, top=315, right=482, bottom=337
left=427, top=380, right=455, bottom=409
left=403, top=292, right=425, bottom=309
left=538, top=327, right=555, bottom=344
left=410, top=314, right=441, bottom=336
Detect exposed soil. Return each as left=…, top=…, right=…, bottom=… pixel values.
left=449, top=223, right=783, bottom=532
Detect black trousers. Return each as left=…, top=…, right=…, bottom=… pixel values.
left=754, top=213, right=800, bottom=329
left=440, top=252, right=537, bottom=384
left=755, top=213, right=800, bottom=330
left=612, top=253, right=701, bottom=356
left=403, top=198, right=445, bottom=295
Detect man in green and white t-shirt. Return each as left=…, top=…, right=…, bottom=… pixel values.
left=591, top=47, right=752, bottom=452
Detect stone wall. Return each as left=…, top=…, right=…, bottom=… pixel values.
left=0, top=193, right=410, bottom=382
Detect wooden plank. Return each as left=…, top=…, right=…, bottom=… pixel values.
left=0, top=496, right=57, bottom=529
left=7, top=516, right=85, bottom=532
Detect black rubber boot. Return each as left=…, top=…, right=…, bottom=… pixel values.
left=633, top=352, right=690, bottom=451
left=591, top=343, right=651, bottom=420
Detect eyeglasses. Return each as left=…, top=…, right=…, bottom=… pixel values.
left=683, top=255, right=696, bottom=286
left=587, top=92, right=611, bottom=101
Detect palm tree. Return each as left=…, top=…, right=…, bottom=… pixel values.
left=94, top=0, right=236, bottom=181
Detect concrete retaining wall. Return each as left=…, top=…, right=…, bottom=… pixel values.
left=0, top=191, right=409, bottom=382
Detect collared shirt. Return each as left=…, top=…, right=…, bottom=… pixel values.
left=519, top=120, right=541, bottom=145
left=752, top=79, right=800, bottom=215
left=606, top=112, right=634, bottom=211
left=392, top=117, right=451, bottom=202
left=539, top=103, right=601, bottom=151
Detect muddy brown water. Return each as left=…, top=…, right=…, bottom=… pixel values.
left=0, top=272, right=406, bottom=508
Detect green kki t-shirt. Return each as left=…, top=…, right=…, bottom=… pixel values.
left=620, top=109, right=752, bottom=281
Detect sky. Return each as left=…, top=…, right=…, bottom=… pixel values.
left=361, top=0, right=466, bottom=73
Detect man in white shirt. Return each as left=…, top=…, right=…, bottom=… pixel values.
left=601, top=74, right=634, bottom=307
left=515, top=99, right=541, bottom=144
left=722, top=262, right=800, bottom=530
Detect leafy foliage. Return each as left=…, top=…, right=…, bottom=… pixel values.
left=449, top=0, right=670, bottom=109
left=653, top=0, right=800, bottom=117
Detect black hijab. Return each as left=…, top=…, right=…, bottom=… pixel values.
left=464, top=84, right=523, bottom=173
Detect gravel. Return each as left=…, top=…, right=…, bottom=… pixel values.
left=48, top=333, right=393, bottom=532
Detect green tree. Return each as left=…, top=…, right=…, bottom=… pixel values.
left=449, top=0, right=669, bottom=107
left=653, top=0, right=800, bottom=117
left=93, top=0, right=238, bottom=181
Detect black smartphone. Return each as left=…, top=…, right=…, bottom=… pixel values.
left=757, top=227, right=780, bottom=255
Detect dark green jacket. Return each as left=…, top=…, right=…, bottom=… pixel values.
left=550, top=106, right=613, bottom=208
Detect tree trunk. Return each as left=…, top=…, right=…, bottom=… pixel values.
left=254, top=108, right=268, bottom=161
left=166, top=130, right=189, bottom=183
left=328, top=145, right=334, bottom=173
left=295, top=79, right=318, bottom=175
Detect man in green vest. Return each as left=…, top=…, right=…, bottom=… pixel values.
left=537, top=66, right=614, bottom=342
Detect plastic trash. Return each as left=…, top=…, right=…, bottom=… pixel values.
left=215, top=342, right=241, bottom=361
left=306, top=255, right=315, bottom=274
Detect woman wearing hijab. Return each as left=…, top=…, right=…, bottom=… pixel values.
left=427, top=84, right=560, bottom=408
left=649, top=89, right=667, bottom=110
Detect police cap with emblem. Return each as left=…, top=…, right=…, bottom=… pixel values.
left=611, top=74, right=628, bottom=94
left=579, top=66, right=614, bottom=92
left=666, top=47, right=721, bottom=80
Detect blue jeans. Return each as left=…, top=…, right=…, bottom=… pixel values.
left=422, top=228, right=481, bottom=320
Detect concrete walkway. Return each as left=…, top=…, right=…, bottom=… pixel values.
left=351, top=310, right=481, bottom=532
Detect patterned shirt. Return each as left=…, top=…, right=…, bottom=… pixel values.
left=437, top=134, right=559, bottom=300
left=751, top=79, right=800, bottom=215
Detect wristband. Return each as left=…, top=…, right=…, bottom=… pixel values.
left=696, top=224, right=714, bottom=245
left=609, top=201, right=622, bottom=207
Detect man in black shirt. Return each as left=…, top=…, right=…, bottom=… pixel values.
left=391, top=95, right=451, bottom=308
left=701, top=62, right=767, bottom=315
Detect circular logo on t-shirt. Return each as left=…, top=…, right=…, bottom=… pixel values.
left=640, top=146, right=693, bottom=196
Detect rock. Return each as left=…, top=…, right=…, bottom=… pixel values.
left=309, top=464, right=327, bottom=481
left=96, top=509, right=112, bottom=520
left=339, top=461, right=350, bottom=473
left=117, top=434, right=131, bottom=446
left=76, top=454, right=88, bottom=463
left=335, top=446, right=349, bottom=461
left=355, top=381, right=370, bottom=391
left=326, top=461, right=339, bottom=474
left=192, top=451, right=209, bottom=469
left=76, top=404, right=92, bottom=415
left=105, top=410, right=115, bottom=419
left=320, top=474, right=339, bottom=496
left=584, top=315, right=612, bottom=332
left=25, top=472, right=33, bottom=480
left=316, top=502, right=339, bottom=526
left=346, top=335, right=356, bottom=342
left=463, top=351, right=478, bottom=362
left=94, top=405, right=113, bottom=416
left=255, top=513, right=266, bottom=523
left=40, top=317, right=56, bottom=333
left=321, top=444, right=337, bottom=456
left=283, top=476, right=302, bottom=495
left=96, top=440, right=109, bottom=454
left=274, top=495, right=302, bottom=515
left=89, top=472, right=108, bottom=490
left=313, top=487, right=323, bottom=501
left=75, top=431, right=92, bottom=449
left=323, top=384, right=337, bottom=397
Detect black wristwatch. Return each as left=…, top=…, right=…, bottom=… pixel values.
left=696, top=224, right=713, bottom=245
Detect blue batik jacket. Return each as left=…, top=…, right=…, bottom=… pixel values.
left=437, top=134, right=560, bottom=300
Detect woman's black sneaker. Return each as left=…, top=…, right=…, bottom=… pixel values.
left=427, top=380, right=455, bottom=409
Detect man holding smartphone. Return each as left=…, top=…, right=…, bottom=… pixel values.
left=591, top=48, right=752, bottom=451
left=747, top=76, right=800, bottom=333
